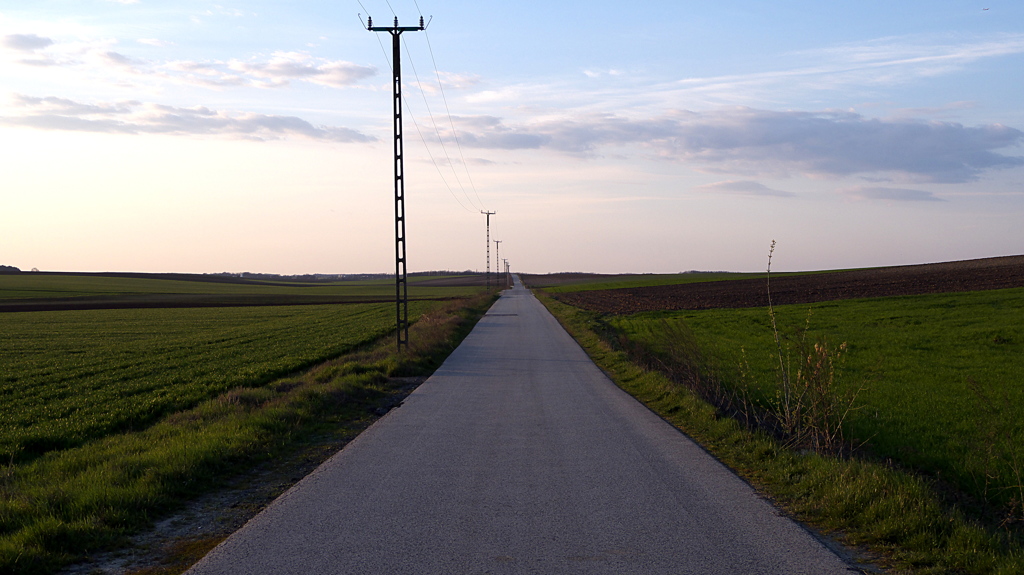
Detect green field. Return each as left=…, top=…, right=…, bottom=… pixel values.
left=0, top=302, right=432, bottom=463
left=0, top=273, right=491, bottom=573
left=587, top=286, right=1024, bottom=516
left=0, top=273, right=480, bottom=309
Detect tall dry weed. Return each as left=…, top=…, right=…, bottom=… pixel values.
left=766, top=240, right=861, bottom=453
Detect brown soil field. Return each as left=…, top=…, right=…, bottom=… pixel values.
left=548, top=255, right=1024, bottom=314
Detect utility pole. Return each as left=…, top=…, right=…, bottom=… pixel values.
left=493, top=240, right=502, bottom=288
left=481, top=210, right=495, bottom=289
left=367, top=14, right=425, bottom=351
left=503, top=258, right=509, bottom=287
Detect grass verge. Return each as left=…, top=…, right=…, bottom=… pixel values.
left=536, top=293, right=1024, bottom=574
left=0, top=292, right=497, bottom=575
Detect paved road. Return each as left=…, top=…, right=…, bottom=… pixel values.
left=187, top=277, right=857, bottom=574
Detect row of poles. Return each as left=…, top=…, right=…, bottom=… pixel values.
left=368, top=15, right=511, bottom=351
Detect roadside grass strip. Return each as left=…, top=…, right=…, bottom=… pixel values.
left=608, top=288, right=1024, bottom=517
left=537, top=293, right=1024, bottom=574
left=0, top=294, right=495, bottom=574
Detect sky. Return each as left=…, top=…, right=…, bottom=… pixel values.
left=2, top=0, right=1023, bottom=274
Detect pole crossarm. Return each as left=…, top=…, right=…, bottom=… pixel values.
left=367, top=15, right=425, bottom=33
left=367, top=15, right=424, bottom=351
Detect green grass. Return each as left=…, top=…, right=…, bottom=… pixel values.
left=537, top=293, right=1024, bottom=573
left=0, top=303, right=435, bottom=463
left=0, top=292, right=497, bottom=574
left=608, top=288, right=1024, bottom=515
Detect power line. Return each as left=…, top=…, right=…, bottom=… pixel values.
left=364, top=8, right=473, bottom=212
left=423, top=29, right=487, bottom=212
left=401, top=35, right=481, bottom=211
left=403, top=99, right=476, bottom=212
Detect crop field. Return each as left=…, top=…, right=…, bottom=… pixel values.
left=0, top=272, right=489, bottom=463
left=0, top=302, right=437, bottom=463
left=0, top=273, right=481, bottom=312
left=609, top=288, right=1024, bottom=510
left=0, top=273, right=491, bottom=573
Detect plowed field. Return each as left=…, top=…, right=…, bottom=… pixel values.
left=550, top=255, right=1024, bottom=314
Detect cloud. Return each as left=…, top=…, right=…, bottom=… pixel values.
left=451, top=108, right=1024, bottom=183
left=839, top=186, right=944, bottom=202
left=665, top=34, right=1024, bottom=106
left=463, top=34, right=1024, bottom=120
left=3, top=35, right=374, bottom=91
left=137, top=38, right=172, bottom=48
left=2, top=34, right=54, bottom=52
left=101, top=51, right=136, bottom=67
left=582, top=69, right=623, bottom=78
left=414, top=71, right=481, bottom=94
left=1, top=94, right=375, bottom=143
left=168, top=52, right=376, bottom=89
left=692, top=180, right=795, bottom=198
left=12, top=94, right=137, bottom=115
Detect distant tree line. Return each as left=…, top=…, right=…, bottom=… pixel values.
left=0, top=265, right=22, bottom=274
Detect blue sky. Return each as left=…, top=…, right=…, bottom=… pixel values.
left=2, top=0, right=1023, bottom=273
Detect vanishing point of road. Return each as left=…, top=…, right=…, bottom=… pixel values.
left=187, top=276, right=859, bottom=574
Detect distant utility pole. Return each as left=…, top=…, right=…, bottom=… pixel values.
left=503, top=258, right=510, bottom=287
left=367, top=14, right=425, bottom=351
left=481, top=210, right=495, bottom=289
left=493, top=240, right=502, bottom=287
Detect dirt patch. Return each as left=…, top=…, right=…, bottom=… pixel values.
left=549, top=255, right=1024, bottom=314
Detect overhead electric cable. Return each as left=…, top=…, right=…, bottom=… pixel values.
left=404, top=96, right=477, bottom=213
left=424, top=29, right=487, bottom=211
left=360, top=0, right=482, bottom=215
left=401, top=35, right=481, bottom=211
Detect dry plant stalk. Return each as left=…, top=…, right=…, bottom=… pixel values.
left=766, top=240, right=860, bottom=453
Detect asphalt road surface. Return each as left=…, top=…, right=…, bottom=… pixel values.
left=187, top=276, right=858, bottom=574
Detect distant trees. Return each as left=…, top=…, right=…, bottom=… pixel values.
left=0, top=265, right=21, bottom=274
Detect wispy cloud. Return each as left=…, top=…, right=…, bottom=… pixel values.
left=223, top=52, right=376, bottom=88
left=2, top=33, right=54, bottom=51
left=665, top=34, right=1024, bottom=106
left=449, top=108, right=1024, bottom=183
left=839, top=186, right=944, bottom=202
left=414, top=71, right=481, bottom=94
left=454, top=34, right=1024, bottom=117
left=692, top=180, right=795, bottom=198
left=2, top=94, right=375, bottom=143
left=137, top=38, right=172, bottom=48
left=2, top=34, right=376, bottom=90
